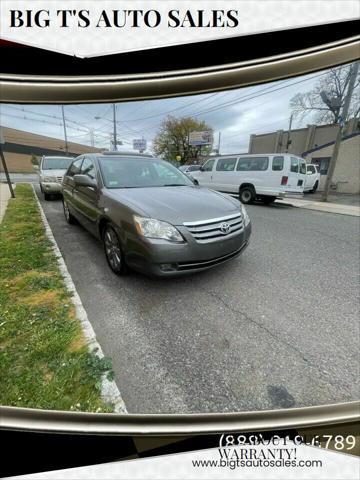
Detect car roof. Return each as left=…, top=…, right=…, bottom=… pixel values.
left=85, top=151, right=154, bottom=159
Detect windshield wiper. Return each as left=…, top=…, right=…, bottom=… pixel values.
left=162, top=184, right=188, bottom=187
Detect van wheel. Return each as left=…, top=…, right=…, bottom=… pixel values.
left=263, top=196, right=276, bottom=205
left=103, top=224, right=128, bottom=276
left=310, top=181, right=318, bottom=193
left=239, top=187, right=255, bottom=204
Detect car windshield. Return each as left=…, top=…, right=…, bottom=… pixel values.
left=42, top=157, right=73, bottom=170
left=98, top=157, right=193, bottom=189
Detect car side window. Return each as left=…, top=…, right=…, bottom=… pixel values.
left=290, top=157, right=299, bottom=173
left=272, top=156, right=284, bottom=171
left=216, top=158, right=237, bottom=171
left=307, top=165, right=315, bottom=174
left=202, top=159, right=215, bottom=172
left=81, top=158, right=96, bottom=180
left=67, top=158, right=83, bottom=177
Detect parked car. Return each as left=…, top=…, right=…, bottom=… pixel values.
left=62, top=152, right=251, bottom=277
left=38, top=156, right=74, bottom=200
left=304, top=164, right=320, bottom=193
left=179, top=164, right=201, bottom=175
left=191, top=154, right=307, bottom=204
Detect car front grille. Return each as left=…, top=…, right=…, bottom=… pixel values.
left=57, top=176, right=63, bottom=183
left=177, top=242, right=248, bottom=271
left=183, top=213, right=243, bottom=243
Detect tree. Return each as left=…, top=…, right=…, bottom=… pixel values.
left=30, top=154, right=39, bottom=166
left=153, top=116, right=213, bottom=164
left=290, top=63, right=360, bottom=125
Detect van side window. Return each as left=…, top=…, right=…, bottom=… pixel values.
left=237, top=156, right=269, bottom=171
left=67, top=158, right=83, bottom=177
left=216, top=158, right=237, bottom=171
left=290, top=157, right=299, bottom=173
left=202, top=159, right=215, bottom=172
left=272, top=156, right=284, bottom=171
left=299, top=161, right=307, bottom=174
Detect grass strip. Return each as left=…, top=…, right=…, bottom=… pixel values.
left=0, top=184, right=114, bottom=412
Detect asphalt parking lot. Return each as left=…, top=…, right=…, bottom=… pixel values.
left=36, top=187, right=360, bottom=414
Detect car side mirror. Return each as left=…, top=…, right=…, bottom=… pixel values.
left=193, top=178, right=199, bottom=186
left=73, top=174, right=97, bottom=189
left=199, top=166, right=204, bottom=171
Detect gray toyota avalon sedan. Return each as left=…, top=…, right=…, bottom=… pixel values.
left=62, top=152, right=251, bottom=276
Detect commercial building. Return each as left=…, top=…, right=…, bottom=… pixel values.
left=0, top=127, right=101, bottom=173
left=248, top=118, right=360, bottom=193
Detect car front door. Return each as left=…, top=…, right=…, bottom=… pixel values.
left=73, top=157, right=100, bottom=234
left=193, top=158, right=215, bottom=188
left=62, top=157, right=83, bottom=214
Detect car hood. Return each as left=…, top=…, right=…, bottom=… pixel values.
left=106, top=186, right=240, bottom=224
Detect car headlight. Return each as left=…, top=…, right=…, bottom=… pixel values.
left=42, top=176, right=57, bottom=182
left=240, top=203, right=250, bottom=226
left=133, top=216, right=184, bottom=242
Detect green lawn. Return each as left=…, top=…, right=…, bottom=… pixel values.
left=0, top=184, right=114, bottom=412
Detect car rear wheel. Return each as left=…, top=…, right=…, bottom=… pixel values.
left=62, top=199, right=77, bottom=224
left=239, top=187, right=255, bottom=204
left=103, top=224, right=128, bottom=275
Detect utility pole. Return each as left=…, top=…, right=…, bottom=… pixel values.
left=61, top=105, right=69, bottom=155
left=112, top=104, right=117, bottom=151
left=322, top=61, right=359, bottom=201
left=285, top=114, right=293, bottom=152
left=0, top=127, right=15, bottom=198
left=218, top=131, right=221, bottom=155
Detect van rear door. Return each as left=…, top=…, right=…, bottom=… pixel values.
left=286, top=156, right=306, bottom=194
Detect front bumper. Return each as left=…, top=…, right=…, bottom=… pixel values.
left=125, top=222, right=251, bottom=277
left=40, top=182, right=63, bottom=194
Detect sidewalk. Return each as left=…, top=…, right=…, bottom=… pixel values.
left=0, top=183, right=13, bottom=222
left=277, top=193, right=360, bottom=217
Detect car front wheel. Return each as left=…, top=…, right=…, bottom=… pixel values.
left=103, top=224, right=128, bottom=275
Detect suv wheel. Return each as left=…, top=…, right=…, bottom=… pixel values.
left=103, top=224, right=128, bottom=275
left=62, top=199, right=77, bottom=224
left=239, top=186, right=255, bottom=204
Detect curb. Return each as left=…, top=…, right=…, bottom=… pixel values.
left=32, top=186, right=127, bottom=414
left=275, top=199, right=360, bottom=217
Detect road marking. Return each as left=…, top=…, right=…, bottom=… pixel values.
left=32, top=186, right=127, bottom=413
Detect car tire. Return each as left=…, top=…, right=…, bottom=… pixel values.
left=44, top=192, right=51, bottom=201
left=239, top=186, right=255, bottom=204
left=103, top=224, right=128, bottom=275
left=310, top=181, right=319, bottom=193
left=62, top=199, right=77, bottom=225
left=262, top=196, right=276, bottom=205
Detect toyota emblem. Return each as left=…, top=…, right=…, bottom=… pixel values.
left=220, top=222, right=231, bottom=234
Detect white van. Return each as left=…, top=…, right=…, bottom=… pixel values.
left=191, top=154, right=307, bottom=204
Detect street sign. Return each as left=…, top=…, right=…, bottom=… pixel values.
left=189, top=130, right=213, bottom=146
left=133, top=138, right=147, bottom=151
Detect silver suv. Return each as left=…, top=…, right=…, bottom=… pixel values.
left=38, top=156, right=74, bottom=200
left=62, top=152, right=251, bottom=277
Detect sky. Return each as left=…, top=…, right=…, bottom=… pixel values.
left=0, top=68, right=332, bottom=155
